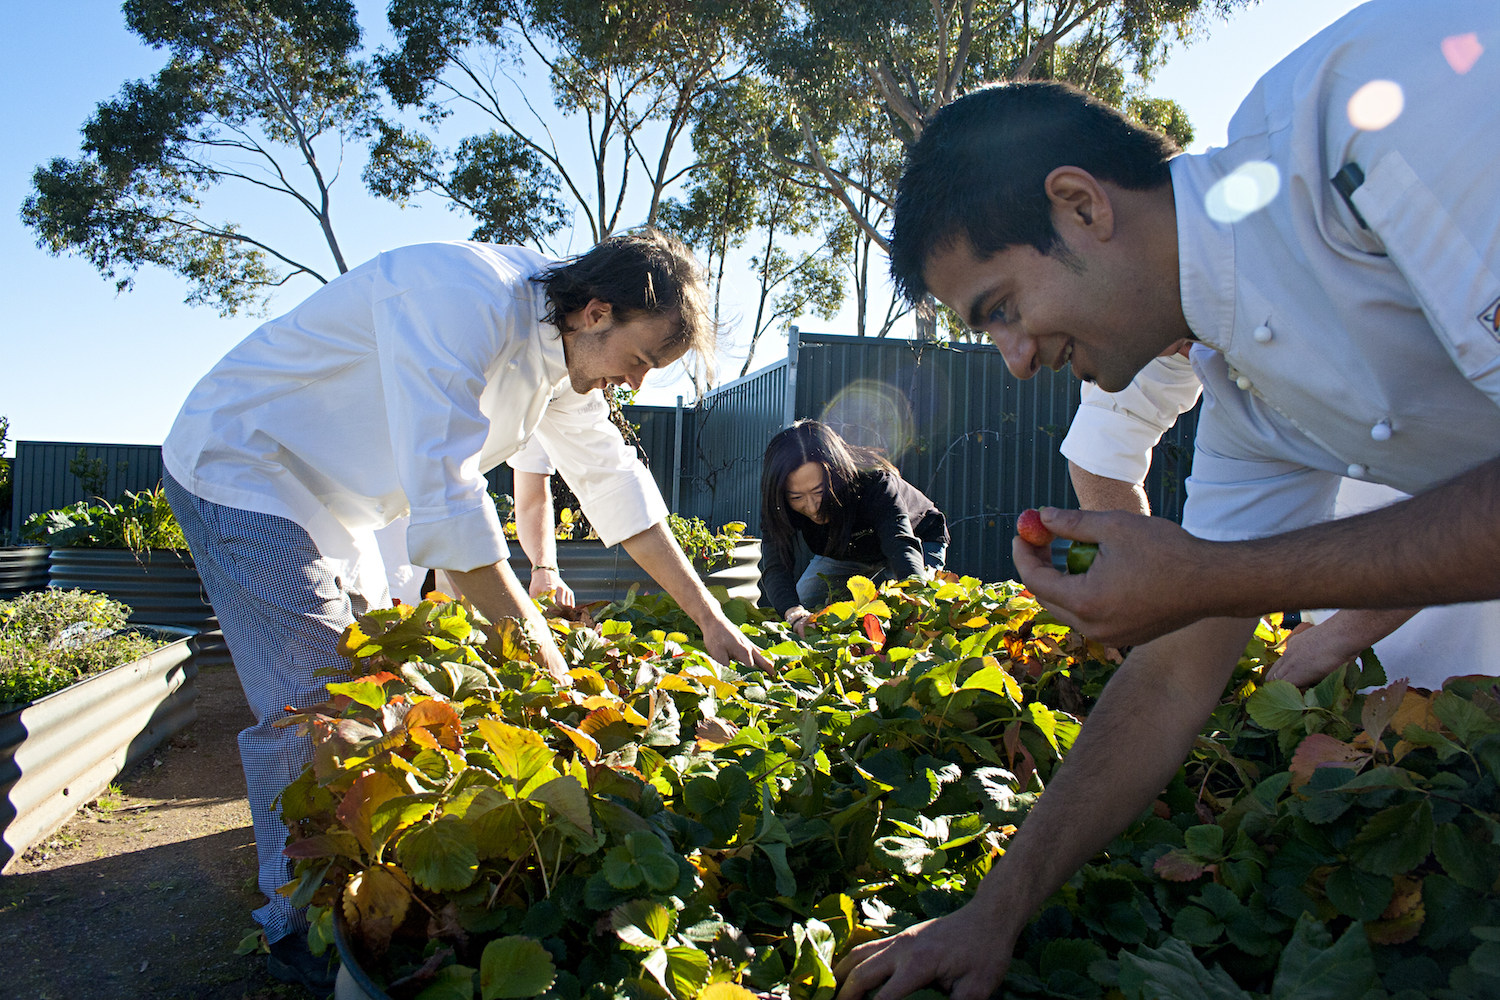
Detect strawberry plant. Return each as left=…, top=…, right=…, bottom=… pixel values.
left=281, top=578, right=1500, bottom=1000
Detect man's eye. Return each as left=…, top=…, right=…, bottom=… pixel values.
left=987, top=301, right=1009, bottom=325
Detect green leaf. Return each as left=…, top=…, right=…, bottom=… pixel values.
left=612, top=899, right=677, bottom=950
left=480, top=937, right=557, bottom=999
left=684, top=765, right=751, bottom=842
left=1117, top=938, right=1250, bottom=1000
left=1248, top=680, right=1307, bottom=731
left=1347, top=800, right=1433, bottom=875
left=417, top=965, right=480, bottom=1000
left=529, top=775, right=593, bottom=838
left=602, top=832, right=681, bottom=893
left=643, top=945, right=710, bottom=1000
left=400, top=818, right=479, bottom=892
left=1271, top=914, right=1379, bottom=1000
left=1028, top=702, right=1059, bottom=753
left=1434, top=691, right=1500, bottom=745
left=1184, top=824, right=1225, bottom=859
left=327, top=679, right=389, bottom=710
left=760, top=842, right=798, bottom=896
left=1324, top=865, right=1393, bottom=921
left=1471, top=941, right=1500, bottom=978
left=961, top=661, right=1023, bottom=702
left=1171, top=905, right=1224, bottom=946
left=1434, top=822, right=1500, bottom=892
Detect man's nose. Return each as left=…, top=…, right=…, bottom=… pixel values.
left=986, top=327, right=1038, bottom=380
left=625, top=370, right=646, bottom=391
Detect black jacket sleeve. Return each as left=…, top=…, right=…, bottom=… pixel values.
left=864, top=473, right=927, bottom=582
left=761, top=534, right=802, bottom=615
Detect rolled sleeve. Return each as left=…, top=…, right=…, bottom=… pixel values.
left=373, top=282, right=516, bottom=572
left=507, top=434, right=557, bottom=476
left=1060, top=355, right=1202, bottom=484
left=532, top=386, right=668, bottom=546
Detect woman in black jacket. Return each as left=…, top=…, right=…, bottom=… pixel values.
left=760, top=420, right=948, bottom=636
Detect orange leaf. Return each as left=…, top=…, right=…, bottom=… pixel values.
left=1154, top=850, right=1211, bottom=882
left=1290, top=733, right=1370, bottom=790
left=405, top=699, right=463, bottom=750
left=336, top=772, right=405, bottom=856
left=862, top=613, right=886, bottom=646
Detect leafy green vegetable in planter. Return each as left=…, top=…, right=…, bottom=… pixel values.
left=23, top=485, right=185, bottom=551
left=0, top=589, right=162, bottom=706
left=667, top=515, right=748, bottom=570
left=284, top=579, right=1500, bottom=1000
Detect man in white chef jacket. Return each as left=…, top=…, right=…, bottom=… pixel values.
left=161, top=230, right=768, bottom=988
left=1060, top=352, right=1500, bottom=690
left=837, top=3, right=1500, bottom=999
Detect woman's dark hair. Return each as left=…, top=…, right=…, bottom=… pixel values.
left=533, top=228, right=716, bottom=383
left=760, top=420, right=897, bottom=569
left=889, top=81, right=1180, bottom=304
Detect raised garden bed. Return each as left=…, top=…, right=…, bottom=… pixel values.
left=0, top=625, right=197, bottom=870
left=0, top=546, right=49, bottom=600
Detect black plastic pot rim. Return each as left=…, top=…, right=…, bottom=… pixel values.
left=333, top=907, right=392, bottom=1000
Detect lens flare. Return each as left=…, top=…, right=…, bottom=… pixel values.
left=819, top=380, right=915, bottom=461
left=1347, top=80, right=1404, bottom=130
left=1442, top=33, right=1483, bottom=75
left=1204, top=161, right=1281, bottom=224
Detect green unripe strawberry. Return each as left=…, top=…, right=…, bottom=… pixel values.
left=1066, top=541, right=1098, bottom=574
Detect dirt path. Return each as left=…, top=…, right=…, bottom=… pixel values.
left=0, top=664, right=322, bottom=1000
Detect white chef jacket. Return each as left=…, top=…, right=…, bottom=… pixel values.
left=163, top=242, right=666, bottom=599
left=1160, top=0, right=1500, bottom=544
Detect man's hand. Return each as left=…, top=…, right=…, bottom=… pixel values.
left=785, top=605, right=815, bottom=638
left=701, top=615, right=772, bottom=673
left=1012, top=507, right=1218, bottom=647
left=529, top=566, right=575, bottom=609
left=447, top=561, right=570, bottom=682
left=834, top=904, right=1016, bottom=1000
left=1266, top=607, right=1420, bottom=687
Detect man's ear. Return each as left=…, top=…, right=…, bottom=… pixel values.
left=581, top=298, right=613, bottom=330
left=1045, top=166, right=1115, bottom=241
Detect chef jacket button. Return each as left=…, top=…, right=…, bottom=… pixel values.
left=375, top=503, right=385, bottom=513
left=508, top=359, right=519, bottom=370
left=1252, top=324, right=1273, bottom=343
left=1235, top=375, right=1252, bottom=390
left=1347, top=463, right=1367, bottom=478
left=1370, top=421, right=1392, bottom=442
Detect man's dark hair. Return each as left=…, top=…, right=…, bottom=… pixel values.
left=534, top=228, right=715, bottom=382
left=890, top=81, right=1180, bottom=303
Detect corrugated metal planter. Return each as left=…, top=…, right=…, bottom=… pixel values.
left=508, top=539, right=764, bottom=607
left=0, top=547, right=49, bottom=599
left=0, top=629, right=198, bottom=871
left=47, top=547, right=216, bottom=630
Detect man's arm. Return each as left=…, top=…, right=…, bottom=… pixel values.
left=835, top=616, right=1256, bottom=1000
left=514, top=470, right=574, bottom=607
left=621, top=521, right=772, bottom=672
left=1014, top=455, right=1500, bottom=647
left=1069, top=461, right=1149, bottom=516
left=447, top=560, right=570, bottom=681
left=1267, top=607, right=1421, bottom=687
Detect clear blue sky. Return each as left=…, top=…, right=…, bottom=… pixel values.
left=0, top=0, right=1366, bottom=447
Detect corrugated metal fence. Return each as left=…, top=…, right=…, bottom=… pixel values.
left=10, top=335, right=1198, bottom=587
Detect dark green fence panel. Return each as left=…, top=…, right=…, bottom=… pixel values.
left=679, top=362, right=790, bottom=534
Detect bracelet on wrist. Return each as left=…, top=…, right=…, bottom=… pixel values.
left=531, top=564, right=558, bottom=573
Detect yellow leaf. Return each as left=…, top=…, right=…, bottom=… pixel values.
left=699, top=985, right=757, bottom=1000
left=578, top=706, right=627, bottom=735
left=555, top=722, right=601, bottom=762
left=656, top=674, right=702, bottom=693
left=337, top=623, right=372, bottom=660
left=581, top=694, right=624, bottom=711
left=423, top=591, right=454, bottom=604
left=495, top=618, right=532, bottom=662
left=568, top=668, right=609, bottom=695
left=847, top=575, right=878, bottom=608
left=342, top=863, right=411, bottom=953
left=474, top=720, right=556, bottom=784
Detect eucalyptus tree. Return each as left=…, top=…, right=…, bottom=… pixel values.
left=21, top=0, right=381, bottom=316
left=372, top=0, right=776, bottom=247
left=749, top=0, right=1241, bottom=338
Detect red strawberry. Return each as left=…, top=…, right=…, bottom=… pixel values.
left=1016, top=508, right=1054, bottom=547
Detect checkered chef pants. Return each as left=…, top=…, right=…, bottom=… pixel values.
left=163, top=472, right=380, bottom=943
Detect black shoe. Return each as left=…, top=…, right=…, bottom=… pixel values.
left=267, top=934, right=339, bottom=993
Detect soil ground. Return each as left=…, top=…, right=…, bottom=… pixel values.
left=0, top=664, right=327, bottom=1000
